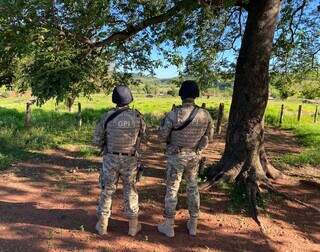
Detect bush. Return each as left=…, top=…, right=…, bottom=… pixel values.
left=0, top=91, right=11, bottom=98
left=167, top=86, right=178, bottom=96
left=143, top=83, right=158, bottom=96
left=301, top=82, right=320, bottom=99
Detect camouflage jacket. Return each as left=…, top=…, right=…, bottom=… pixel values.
left=159, top=100, right=214, bottom=154
left=93, top=106, right=147, bottom=155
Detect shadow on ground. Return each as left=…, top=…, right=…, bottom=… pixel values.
left=0, top=108, right=319, bottom=251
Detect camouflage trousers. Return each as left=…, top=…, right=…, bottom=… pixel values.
left=97, top=154, right=139, bottom=219
left=164, top=152, right=200, bottom=219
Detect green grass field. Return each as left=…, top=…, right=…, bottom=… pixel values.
left=0, top=93, right=319, bottom=170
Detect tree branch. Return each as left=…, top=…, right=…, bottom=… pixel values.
left=311, top=47, right=320, bottom=68
left=223, top=8, right=243, bottom=52
left=198, top=0, right=247, bottom=10
left=288, top=0, right=307, bottom=43
left=92, top=0, right=243, bottom=48
left=92, top=0, right=197, bottom=48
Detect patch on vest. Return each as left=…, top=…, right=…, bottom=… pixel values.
left=111, top=112, right=137, bottom=129
left=117, top=120, right=131, bottom=128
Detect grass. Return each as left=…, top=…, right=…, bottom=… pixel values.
left=0, top=93, right=319, bottom=170
left=78, top=145, right=100, bottom=158
left=264, top=102, right=320, bottom=167
left=275, top=124, right=320, bottom=166
left=228, top=183, right=269, bottom=214
left=211, top=180, right=272, bottom=215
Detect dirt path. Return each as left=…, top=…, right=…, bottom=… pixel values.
left=0, top=128, right=319, bottom=252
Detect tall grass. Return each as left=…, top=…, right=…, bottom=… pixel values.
left=265, top=101, right=320, bottom=167
left=0, top=94, right=319, bottom=170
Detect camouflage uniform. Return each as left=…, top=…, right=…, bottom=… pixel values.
left=159, top=99, right=214, bottom=219
left=93, top=107, right=146, bottom=220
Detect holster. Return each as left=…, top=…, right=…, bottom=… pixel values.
left=99, top=167, right=105, bottom=190
left=196, top=135, right=209, bottom=153
left=198, top=157, right=207, bottom=176
left=136, top=163, right=144, bottom=182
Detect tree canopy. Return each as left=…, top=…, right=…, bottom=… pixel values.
left=0, top=0, right=319, bottom=104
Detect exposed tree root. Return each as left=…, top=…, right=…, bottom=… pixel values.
left=237, top=169, right=262, bottom=226
left=199, top=154, right=263, bottom=226
left=200, top=117, right=315, bottom=226
left=259, top=146, right=283, bottom=179
left=200, top=153, right=244, bottom=191
left=200, top=144, right=319, bottom=228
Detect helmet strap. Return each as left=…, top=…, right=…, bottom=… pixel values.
left=116, top=104, right=130, bottom=108
left=182, top=98, right=195, bottom=104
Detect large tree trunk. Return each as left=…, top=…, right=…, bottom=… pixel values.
left=207, top=0, right=282, bottom=224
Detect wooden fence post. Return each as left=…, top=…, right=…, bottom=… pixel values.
left=77, top=102, right=82, bottom=128
left=24, top=102, right=32, bottom=128
left=314, top=105, right=318, bottom=123
left=215, top=103, right=224, bottom=134
left=297, top=104, right=302, bottom=122
left=279, top=104, right=284, bottom=126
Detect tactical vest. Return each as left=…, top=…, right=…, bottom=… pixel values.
left=105, top=109, right=142, bottom=154
left=170, top=106, right=209, bottom=149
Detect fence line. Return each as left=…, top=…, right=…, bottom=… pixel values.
left=297, top=105, right=302, bottom=122
left=279, top=104, right=284, bottom=126
left=24, top=102, right=32, bottom=128
left=22, top=101, right=319, bottom=129
left=77, top=102, right=82, bottom=128
left=24, top=99, right=36, bottom=128
left=215, top=103, right=224, bottom=134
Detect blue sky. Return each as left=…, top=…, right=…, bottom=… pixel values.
left=150, top=46, right=188, bottom=79
left=154, top=64, right=180, bottom=79
left=151, top=46, right=237, bottom=79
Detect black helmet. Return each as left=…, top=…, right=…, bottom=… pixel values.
left=179, top=80, right=200, bottom=99
left=112, top=85, right=133, bottom=106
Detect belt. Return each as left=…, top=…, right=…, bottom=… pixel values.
left=166, top=146, right=196, bottom=155
left=178, top=147, right=196, bottom=153
left=108, top=152, right=135, bottom=156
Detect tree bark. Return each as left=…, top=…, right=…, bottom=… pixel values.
left=207, top=0, right=282, bottom=224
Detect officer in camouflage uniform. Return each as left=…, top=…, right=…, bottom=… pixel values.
left=93, top=85, right=146, bottom=236
left=157, top=80, right=214, bottom=237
